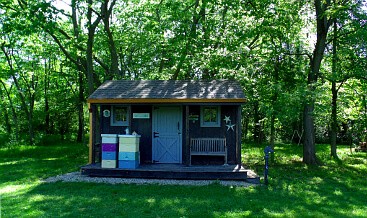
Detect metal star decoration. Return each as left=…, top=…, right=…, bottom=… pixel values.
left=226, top=123, right=235, bottom=131
left=224, top=116, right=231, bottom=123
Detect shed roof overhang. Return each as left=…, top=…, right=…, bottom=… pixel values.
left=87, top=80, right=247, bottom=105
left=87, top=98, right=246, bottom=104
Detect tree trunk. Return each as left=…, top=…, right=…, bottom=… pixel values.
left=331, top=81, right=338, bottom=157
left=270, top=114, right=275, bottom=149
left=259, top=121, right=264, bottom=145
left=77, top=71, right=84, bottom=143
left=253, top=101, right=261, bottom=143
left=0, top=80, right=19, bottom=140
left=171, top=0, right=202, bottom=80
left=365, top=95, right=367, bottom=140
left=303, top=0, right=331, bottom=164
left=44, top=58, right=50, bottom=135
left=86, top=0, right=102, bottom=95
left=1, top=44, right=33, bottom=143
left=303, top=103, right=318, bottom=164
left=158, top=48, right=166, bottom=75
left=171, top=49, right=188, bottom=80
left=86, top=4, right=95, bottom=95
left=330, top=19, right=338, bottom=158
left=270, top=65, right=279, bottom=149
left=102, top=0, right=119, bottom=78
left=244, top=116, right=248, bottom=141
left=71, top=0, right=79, bottom=38
left=0, top=88, right=11, bottom=134
left=29, top=105, right=34, bottom=145
left=28, top=75, right=37, bottom=145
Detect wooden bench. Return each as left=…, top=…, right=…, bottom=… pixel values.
left=190, top=138, right=227, bottom=165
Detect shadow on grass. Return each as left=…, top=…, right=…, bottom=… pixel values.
left=0, top=143, right=88, bottom=159
left=241, top=143, right=367, bottom=217
left=0, top=143, right=88, bottom=184
left=1, top=143, right=367, bottom=217
left=3, top=177, right=367, bottom=217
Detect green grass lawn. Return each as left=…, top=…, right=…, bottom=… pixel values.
left=1, top=142, right=367, bottom=217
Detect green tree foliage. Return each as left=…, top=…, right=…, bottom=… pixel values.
left=0, top=0, right=366, bottom=167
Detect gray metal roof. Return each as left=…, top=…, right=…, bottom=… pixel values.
left=87, top=80, right=246, bottom=103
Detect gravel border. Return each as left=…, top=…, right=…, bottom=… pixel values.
left=42, top=172, right=258, bottom=187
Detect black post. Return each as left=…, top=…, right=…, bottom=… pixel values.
left=264, top=146, right=274, bottom=185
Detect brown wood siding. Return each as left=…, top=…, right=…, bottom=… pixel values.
left=131, top=106, right=152, bottom=163
left=98, top=104, right=239, bottom=165
left=99, top=105, right=153, bottom=163
left=100, top=105, right=127, bottom=135
left=188, top=105, right=237, bottom=164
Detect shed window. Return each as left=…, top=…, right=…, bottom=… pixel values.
left=200, top=106, right=221, bottom=127
left=111, top=106, right=129, bottom=126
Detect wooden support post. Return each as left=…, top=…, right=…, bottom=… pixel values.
left=90, top=104, right=98, bottom=164
left=236, top=105, right=242, bottom=167
left=88, top=103, right=93, bottom=164
left=185, top=105, right=190, bottom=166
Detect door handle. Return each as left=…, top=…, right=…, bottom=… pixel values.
left=177, top=122, right=180, bottom=131
left=154, top=132, right=159, bottom=138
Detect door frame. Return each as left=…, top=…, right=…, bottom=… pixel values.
left=152, top=105, right=183, bottom=164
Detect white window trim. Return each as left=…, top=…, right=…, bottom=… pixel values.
left=110, top=105, right=129, bottom=126
left=200, top=105, right=221, bottom=127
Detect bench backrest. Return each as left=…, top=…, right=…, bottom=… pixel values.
left=190, top=138, right=226, bottom=153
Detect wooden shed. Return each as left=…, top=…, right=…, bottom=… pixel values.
left=82, top=80, right=259, bottom=182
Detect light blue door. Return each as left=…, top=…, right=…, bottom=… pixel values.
left=152, top=106, right=182, bottom=163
